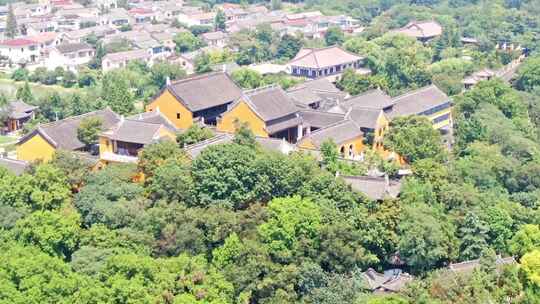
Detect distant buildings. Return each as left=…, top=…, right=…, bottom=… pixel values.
left=393, top=20, right=443, bottom=41
left=287, top=46, right=370, bottom=81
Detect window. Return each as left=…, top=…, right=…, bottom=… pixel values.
left=348, top=144, right=354, bottom=157
left=340, top=146, right=345, bottom=156
left=176, top=113, right=181, bottom=119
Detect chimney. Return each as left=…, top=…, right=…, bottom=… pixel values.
left=384, top=174, right=390, bottom=188
left=165, top=76, right=171, bottom=86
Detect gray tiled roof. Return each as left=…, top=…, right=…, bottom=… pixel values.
left=55, top=42, right=93, bottom=54
left=18, top=108, right=120, bottom=150
left=0, top=158, right=28, bottom=175
left=346, top=107, right=383, bottom=129
left=102, top=119, right=171, bottom=145
left=340, top=89, right=393, bottom=110
left=299, top=110, right=345, bottom=129
left=167, top=72, right=242, bottom=112
left=341, top=175, right=401, bottom=200
left=7, top=100, right=37, bottom=120
left=127, top=110, right=177, bottom=130
left=389, top=85, right=449, bottom=118
left=243, top=85, right=299, bottom=122
left=302, top=119, right=362, bottom=147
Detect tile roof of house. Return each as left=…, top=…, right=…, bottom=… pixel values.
left=448, top=256, right=516, bottom=274
left=28, top=32, right=57, bottom=44
left=0, top=158, right=28, bottom=175
left=299, top=110, right=345, bottom=129
left=127, top=110, right=178, bottom=131
left=7, top=101, right=38, bottom=120
left=101, top=118, right=172, bottom=145
left=345, top=107, right=383, bottom=129
left=55, top=42, right=93, bottom=54
left=339, top=89, right=393, bottom=110
left=393, top=20, right=443, bottom=39
left=301, top=119, right=362, bottom=147
left=362, top=268, right=413, bottom=293
left=287, top=86, right=323, bottom=107
left=289, top=46, right=364, bottom=69
left=18, top=108, right=120, bottom=150
left=201, top=31, right=227, bottom=41
left=341, top=175, right=401, bottom=200
left=389, top=84, right=450, bottom=118
left=243, top=85, right=299, bottom=122
left=0, top=38, right=37, bottom=47
left=103, top=49, right=151, bottom=63
left=166, top=72, right=242, bottom=112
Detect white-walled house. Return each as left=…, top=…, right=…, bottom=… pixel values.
left=102, top=49, right=152, bottom=72
left=0, top=38, right=40, bottom=64
left=46, top=42, right=94, bottom=72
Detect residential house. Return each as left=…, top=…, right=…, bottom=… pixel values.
left=447, top=256, right=516, bottom=274
left=0, top=38, right=40, bottom=64
left=201, top=31, right=228, bottom=48
left=60, top=25, right=117, bottom=43
left=388, top=85, right=452, bottom=130
left=100, top=8, right=132, bottom=27
left=16, top=108, right=121, bottom=162
left=393, top=20, right=443, bottom=42
left=28, top=32, right=59, bottom=51
left=462, top=68, right=496, bottom=90
left=217, top=85, right=303, bottom=143
left=97, top=0, right=118, bottom=10
left=0, top=157, right=29, bottom=175
left=46, top=42, right=94, bottom=72
left=297, top=119, right=364, bottom=159
left=341, top=175, right=402, bottom=201
left=179, top=11, right=215, bottom=26
left=146, top=72, right=242, bottom=129
left=287, top=46, right=369, bottom=81
left=3, top=100, right=38, bottom=133
left=362, top=268, right=413, bottom=294
left=98, top=115, right=176, bottom=164
left=287, top=78, right=346, bottom=109
left=167, top=53, right=195, bottom=74
left=102, top=49, right=152, bottom=72
left=128, top=7, right=156, bottom=23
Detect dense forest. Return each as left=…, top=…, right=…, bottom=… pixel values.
left=6, top=0, right=540, bottom=303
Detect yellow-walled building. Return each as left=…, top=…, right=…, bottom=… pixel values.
left=217, top=85, right=303, bottom=143
left=298, top=120, right=365, bottom=159
left=16, top=108, right=120, bottom=162
left=146, top=72, right=242, bottom=129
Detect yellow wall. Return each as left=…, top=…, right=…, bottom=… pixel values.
left=216, top=100, right=268, bottom=137
left=157, top=126, right=177, bottom=140
left=16, top=133, right=56, bottom=162
left=298, top=135, right=364, bottom=159
left=146, top=89, right=193, bottom=130
left=429, top=107, right=452, bottom=130
left=98, top=136, right=114, bottom=156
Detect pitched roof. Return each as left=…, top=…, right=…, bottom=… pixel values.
left=18, top=108, right=120, bottom=150
left=341, top=175, right=401, bottom=200
left=345, top=107, right=383, bottom=129
left=301, top=119, right=362, bottom=147
left=286, top=78, right=341, bottom=107
left=448, top=256, right=516, bottom=274
left=242, top=85, right=299, bottom=122
left=55, top=42, right=93, bottom=54
left=127, top=110, right=177, bottom=130
left=394, top=20, right=442, bottom=39
left=389, top=85, right=450, bottom=118
left=0, top=158, right=28, bottom=175
left=102, top=49, right=151, bottom=63
left=339, top=89, right=393, bottom=110
left=0, top=38, right=37, bottom=47
left=101, top=118, right=172, bottom=145
left=289, top=46, right=363, bottom=69
left=166, top=72, right=242, bottom=112
left=299, top=110, right=345, bottom=129
left=201, top=31, right=227, bottom=41
left=7, top=100, right=37, bottom=120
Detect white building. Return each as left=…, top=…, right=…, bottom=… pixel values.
left=102, top=48, right=151, bottom=72
left=46, top=42, right=94, bottom=72
left=0, top=38, right=40, bottom=64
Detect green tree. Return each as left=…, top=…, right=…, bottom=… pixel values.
left=11, top=68, right=29, bottom=81
left=233, top=120, right=257, bottom=148
left=324, top=26, right=345, bottom=46
left=174, top=32, right=203, bottom=53
left=215, top=9, right=226, bottom=31
left=258, top=196, right=322, bottom=262
left=77, top=117, right=103, bottom=149
left=277, top=34, right=302, bottom=60
left=231, top=68, right=264, bottom=89
left=384, top=115, right=446, bottom=163
left=5, top=3, right=18, bottom=39
left=15, top=82, right=34, bottom=103
left=177, top=124, right=214, bottom=147
left=509, top=224, right=540, bottom=257
left=194, top=52, right=212, bottom=73
left=50, top=150, right=93, bottom=189
left=459, top=212, right=490, bottom=260
left=516, top=56, right=540, bottom=92
left=101, top=71, right=134, bottom=114
left=138, top=140, right=188, bottom=178
left=13, top=210, right=81, bottom=259
left=150, top=61, right=186, bottom=88
left=520, top=250, right=540, bottom=289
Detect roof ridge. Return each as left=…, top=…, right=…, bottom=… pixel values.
left=184, top=133, right=232, bottom=149
left=391, top=84, right=438, bottom=102
left=299, top=109, right=345, bottom=117
left=243, top=83, right=280, bottom=95
left=169, top=71, right=226, bottom=86
left=39, top=107, right=118, bottom=128
left=306, top=118, right=353, bottom=136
